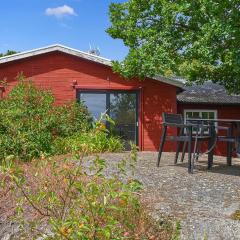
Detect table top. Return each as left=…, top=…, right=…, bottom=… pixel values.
left=188, top=118, right=240, bottom=123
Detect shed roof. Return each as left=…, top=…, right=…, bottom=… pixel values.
left=177, top=81, right=240, bottom=105
left=0, top=44, right=184, bottom=88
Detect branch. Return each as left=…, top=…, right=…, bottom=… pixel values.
left=13, top=179, right=50, bottom=218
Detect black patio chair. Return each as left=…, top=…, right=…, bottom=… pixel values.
left=157, top=113, right=212, bottom=173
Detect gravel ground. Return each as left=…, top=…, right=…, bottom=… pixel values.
left=1, top=152, right=239, bottom=240
left=91, top=151, right=240, bottom=240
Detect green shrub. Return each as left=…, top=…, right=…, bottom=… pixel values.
left=49, top=102, right=91, bottom=138
left=53, top=131, right=123, bottom=155
left=52, top=112, right=124, bottom=155
left=0, top=146, right=175, bottom=239
left=0, top=76, right=123, bottom=161
left=0, top=76, right=91, bottom=161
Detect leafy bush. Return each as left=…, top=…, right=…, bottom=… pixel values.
left=0, top=147, right=176, bottom=239
left=0, top=76, right=89, bottom=161
left=53, top=114, right=124, bottom=155
left=53, top=131, right=123, bottom=155
left=0, top=76, right=123, bottom=161
left=49, top=103, right=91, bottom=138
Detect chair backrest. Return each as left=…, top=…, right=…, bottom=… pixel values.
left=162, top=113, right=183, bottom=124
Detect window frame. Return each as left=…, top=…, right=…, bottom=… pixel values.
left=183, top=109, right=218, bottom=134
left=76, top=90, right=139, bottom=146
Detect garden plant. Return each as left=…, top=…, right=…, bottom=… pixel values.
left=0, top=75, right=178, bottom=239
left=0, top=75, right=123, bottom=162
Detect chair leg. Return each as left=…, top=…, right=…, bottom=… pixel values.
left=207, top=139, right=214, bottom=170
left=227, top=125, right=233, bottom=166
left=157, top=126, right=167, bottom=167
left=188, top=130, right=193, bottom=173
left=175, top=127, right=184, bottom=164
left=175, top=142, right=181, bottom=164
left=181, top=141, right=187, bottom=162
left=227, top=142, right=232, bottom=166
left=196, top=142, right=201, bottom=161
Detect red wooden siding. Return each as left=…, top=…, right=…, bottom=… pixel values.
left=0, top=51, right=179, bottom=151
left=178, top=103, right=240, bottom=156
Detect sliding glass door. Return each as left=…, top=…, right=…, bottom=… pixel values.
left=78, top=91, right=138, bottom=148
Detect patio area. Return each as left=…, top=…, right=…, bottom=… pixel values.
left=98, top=152, right=240, bottom=240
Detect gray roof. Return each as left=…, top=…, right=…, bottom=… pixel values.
left=0, top=44, right=184, bottom=88
left=177, top=81, right=240, bottom=105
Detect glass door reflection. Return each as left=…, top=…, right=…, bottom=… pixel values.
left=78, top=91, right=138, bottom=149
left=109, top=93, right=137, bottom=149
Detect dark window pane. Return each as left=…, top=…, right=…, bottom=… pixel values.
left=209, top=112, right=215, bottom=119
left=110, top=93, right=137, bottom=146
left=79, top=91, right=138, bottom=149
left=80, top=93, right=106, bottom=120
left=202, top=112, right=209, bottom=119
left=192, top=112, right=200, bottom=118
left=186, top=112, right=193, bottom=118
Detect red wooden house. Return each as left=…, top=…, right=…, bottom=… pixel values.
left=0, top=45, right=239, bottom=154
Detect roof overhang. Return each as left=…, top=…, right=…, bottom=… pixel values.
left=0, top=44, right=184, bottom=88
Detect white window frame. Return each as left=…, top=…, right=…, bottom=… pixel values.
left=183, top=109, right=218, bottom=134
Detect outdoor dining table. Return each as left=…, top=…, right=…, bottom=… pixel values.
left=189, top=118, right=240, bottom=169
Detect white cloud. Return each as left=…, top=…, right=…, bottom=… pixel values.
left=45, top=5, right=77, bottom=18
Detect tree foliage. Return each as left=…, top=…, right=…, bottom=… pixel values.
left=107, top=0, right=240, bottom=93
left=0, top=50, right=18, bottom=57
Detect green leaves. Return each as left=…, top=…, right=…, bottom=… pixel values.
left=0, top=76, right=91, bottom=161
left=107, top=0, right=240, bottom=93
left=0, top=50, right=18, bottom=57
left=3, top=150, right=143, bottom=239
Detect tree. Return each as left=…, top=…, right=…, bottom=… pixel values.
left=0, top=50, right=18, bottom=57
left=107, top=0, right=240, bottom=93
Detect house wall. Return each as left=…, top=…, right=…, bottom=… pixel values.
left=0, top=51, right=179, bottom=151
left=178, top=103, right=240, bottom=156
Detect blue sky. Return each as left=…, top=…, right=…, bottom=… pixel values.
left=0, top=0, right=128, bottom=60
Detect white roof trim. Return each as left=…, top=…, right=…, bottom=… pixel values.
left=0, top=44, right=184, bottom=88
left=0, top=44, right=112, bottom=66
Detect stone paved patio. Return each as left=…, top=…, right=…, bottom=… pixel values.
left=97, top=151, right=240, bottom=240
